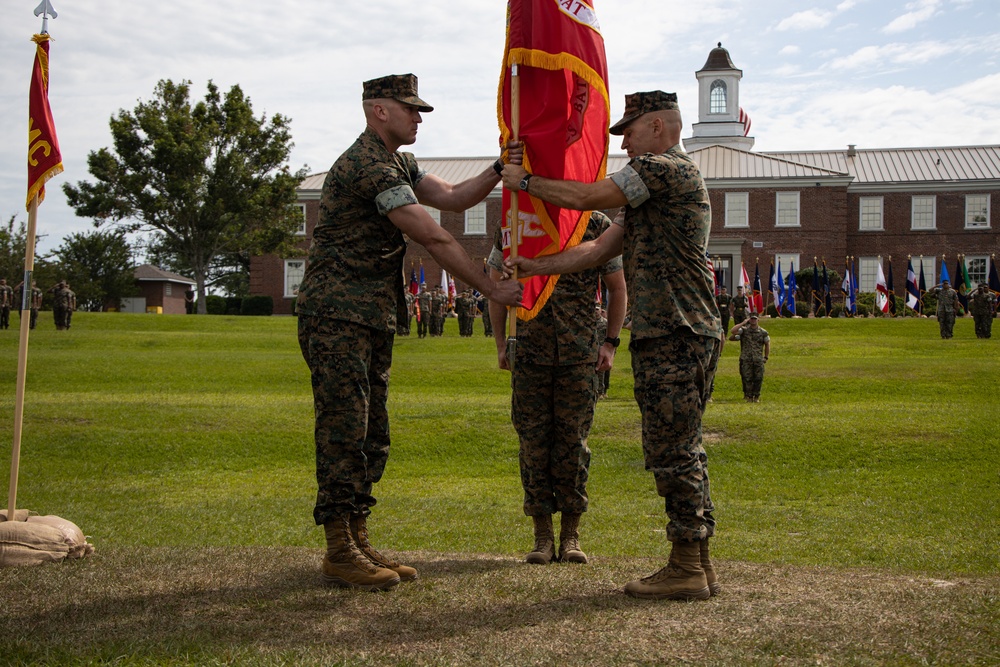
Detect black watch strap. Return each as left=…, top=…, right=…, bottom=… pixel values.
left=519, top=174, right=533, bottom=191
left=493, top=159, right=504, bottom=176
left=603, top=336, right=620, bottom=348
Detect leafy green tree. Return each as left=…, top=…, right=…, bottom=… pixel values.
left=0, top=215, right=57, bottom=303
left=52, top=229, right=137, bottom=311
left=63, top=79, right=307, bottom=313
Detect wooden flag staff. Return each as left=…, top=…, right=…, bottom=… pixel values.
left=506, top=64, right=520, bottom=370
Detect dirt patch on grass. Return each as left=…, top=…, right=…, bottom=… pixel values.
left=1, top=547, right=997, bottom=666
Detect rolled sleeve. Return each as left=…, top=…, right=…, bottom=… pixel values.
left=610, top=165, right=650, bottom=208
left=374, top=184, right=419, bottom=216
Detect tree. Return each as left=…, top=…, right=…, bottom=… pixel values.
left=52, top=229, right=137, bottom=311
left=0, top=215, right=57, bottom=303
left=63, top=79, right=307, bottom=313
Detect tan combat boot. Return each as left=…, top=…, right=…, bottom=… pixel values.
left=623, top=540, right=711, bottom=600
left=525, top=514, right=555, bottom=564
left=700, top=538, right=721, bottom=596
left=322, top=515, right=400, bottom=591
left=350, top=514, right=419, bottom=582
left=558, top=512, right=588, bottom=564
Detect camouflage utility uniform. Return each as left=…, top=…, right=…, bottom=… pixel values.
left=610, top=144, right=722, bottom=544
left=489, top=212, right=622, bottom=519
left=969, top=286, right=995, bottom=339
left=429, top=289, right=445, bottom=336
left=416, top=289, right=430, bottom=338
left=595, top=305, right=609, bottom=397
left=296, top=126, right=419, bottom=524
left=731, top=292, right=748, bottom=324
left=933, top=285, right=960, bottom=339
left=0, top=280, right=12, bottom=329
left=397, top=291, right=414, bottom=336
left=733, top=324, right=769, bottom=401
left=715, top=290, right=731, bottom=335
left=480, top=294, right=492, bottom=337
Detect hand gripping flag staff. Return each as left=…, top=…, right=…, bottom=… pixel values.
left=3, top=2, right=94, bottom=566
left=498, top=0, right=610, bottom=367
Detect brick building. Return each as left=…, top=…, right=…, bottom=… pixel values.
left=251, top=44, right=999, bottom=314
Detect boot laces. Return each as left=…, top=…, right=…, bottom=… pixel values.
left=641, top=564, right=683, bottom=584
left=356, top=530, right=401, bottom=568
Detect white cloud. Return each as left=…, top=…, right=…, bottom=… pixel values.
left=883, top=0, right=941, bottom=34
left=775, top=9, right=834, bottom=31
left=779, top=45, right=801, bottom=56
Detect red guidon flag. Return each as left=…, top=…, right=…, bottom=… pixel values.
left=27, top=33, right=63, bottom=210
left=498, top=0, right=610, bottom=320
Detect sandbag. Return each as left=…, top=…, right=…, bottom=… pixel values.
left=27, top=515, right=94, bottom=560
left=0, top=510, right=94, bottom=566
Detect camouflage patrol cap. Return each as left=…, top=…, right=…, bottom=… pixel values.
left=749, top=313, right=759, bottom=319
left=609, top=91, right=679, bottom=135
left=362, top=73, right=434, bottom=112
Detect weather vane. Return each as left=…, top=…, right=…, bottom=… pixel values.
left=34, top=0, right=58, bottom=34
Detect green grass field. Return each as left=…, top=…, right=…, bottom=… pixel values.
left=1, top=312, right=998, bottom=665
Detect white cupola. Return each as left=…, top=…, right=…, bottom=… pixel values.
left=684, top=43, right=755, bottom=152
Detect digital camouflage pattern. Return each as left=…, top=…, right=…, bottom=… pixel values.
left=0, top=281, right=12, bottom=329
left=609, top=146, right=722, bottom=341
left=734, top=325, right=769, bottom=400
left=488, top=211, right=622, bottom=365
left=361, top=73, right=433, bottom=112
left=481, top=295, right=492, bottom=336
left=490, top=211, right=622, bottom=517
left=298, top=315, right=392, bottom=523
left=295, top=127, right=425, bottom=333
left=631, top=330, right=719, bottom=543
left=609, top=91, right=679, bottom=135
left=715, top=291, right=732, bottom=333
left=396, top=291, right=414, bottom=336
left=934, top=286, right=960, bottom=339
left=429, top=289, right=445, bottom=336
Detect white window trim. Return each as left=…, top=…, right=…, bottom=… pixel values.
left=294, top=204, right=307, bottom=236
left=710, top=80, right=727, bottom=115
left=284, top=259, right=306, bottom=298
left=775, top=192, right=800, bottom=228
left=917, top=256, right=936, bottom=289
left=965, top=194, right=991, bottom=229
left=911, top=195, right=936, bottom=231
left=424, top=205, right=441, bottom=226
left=464, top=202, right=487, bottom=236
left=859, top=196, right=884, bottom=231
left=858, top=256, right=880, bottom=293
left=724, top=192, right=749, bottom=228
left=965, top=254, right=989, bottom=288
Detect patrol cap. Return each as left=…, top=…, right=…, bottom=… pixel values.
left=362, top=74, right=434, bottom=112
left=609, top=91, right=679, bottom=135
left=749, top=313, right=759, bottom=319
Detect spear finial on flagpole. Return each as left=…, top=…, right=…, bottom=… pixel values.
left=34, top=0, right=57, bottom=34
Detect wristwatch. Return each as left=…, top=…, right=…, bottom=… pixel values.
left=519, top=174, right=533, bottom=192
left=492, top=159, right=504, bottom=176
left=603, top=336, right=620, bottom=348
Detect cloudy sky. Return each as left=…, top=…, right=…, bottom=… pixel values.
left=1, top=0, right=998, bottom=254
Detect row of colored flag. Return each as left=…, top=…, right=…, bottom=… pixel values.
left=719, top=256, right=1000, bottom=317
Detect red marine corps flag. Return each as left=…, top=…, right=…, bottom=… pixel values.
left=498, top=0, right=610, bottom=319
left=27, top=31, right=63, bottom=210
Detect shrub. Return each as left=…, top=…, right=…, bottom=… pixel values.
left=225, top=297, right=242, bottom=315
left=240, top=295, right=273, bottom=317
left=205, top=295, right=227, bottom=315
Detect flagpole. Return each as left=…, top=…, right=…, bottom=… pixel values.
left=7, top=194, right=41, bottom=523
left=506, top=63, right=520, bottom=368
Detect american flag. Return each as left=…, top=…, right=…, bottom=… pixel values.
left=738, top=107, right=751, bottom=137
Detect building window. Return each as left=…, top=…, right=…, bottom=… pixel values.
left=911, top=196, right=935, bottom=230
left=859, top=197, right=883, bottom=231
left=776, top=192, right=800, bottom=227
left=465, top=202, right=486, bottom=235
left=295, top=204, right=307, bottom=235
left=965, top=255, right=988, bottom=287
left=710, top=80, right=727, bottom=114
left=774, top=253, right=801, bottom=277
left=165, top=283, right=172, bottom=297
left=284, top=259, right=305, bottom=298
left=917, top=256, right=936, bottom=288
left=424, top=206, right=441, bottom=225
left=965, top=194, right=990, bottom=229
left=724, top=192, right=748, bottom=228
left=858, top=257, right=881, bottom=292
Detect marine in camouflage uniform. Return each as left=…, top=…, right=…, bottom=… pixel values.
left=429, top=287, right=446, bottom=336
left=416, top=287, right=430, bottom=338
left=729, top=314, right=770, bottom=402
left=731, top=286, right=748, bottom=324
left=931, top=281, right=960, bottom=339
left=397, top=290, right=414, bottom=336
left=715, top=286, right=732, bottom=335
left=49, top=281, right=71, bottom=330
left=501, top=90, right=723, bottom=600
left=480, top=294, right=492, bottom=337
left=296, top=73, right=521, bottom=591
left=456, top=290, right=473, bottom=336
left=969, top=284, right=996, bottom=339
left=489, top=212, right=626, bottom=565
left=594, top=304, right=609, bottom=398
left=0, top=279, right=12, bottom=330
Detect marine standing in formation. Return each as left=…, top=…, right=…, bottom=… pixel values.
left=930, top=280, right=960, bottom=339
left=0, top=278, right=12, bottom=330
left=429, top=286, right=446, bottom=336
left=729, top=314, right=770, bottom=402
left=968, top=283, right=995, bottom=339
left=503, top=90, right=723, bottom=600
left=731, top=285, right=748, bottom=324
left=715, top=285, right=731, bottom=335
left=295, top=73, right=522, bottom=591
left=416, top=285, right=430, bottom=338
left=489, top=211, right=626, bottom=566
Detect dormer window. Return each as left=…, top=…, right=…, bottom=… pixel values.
left=710, top=80, right=727, bottom=114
